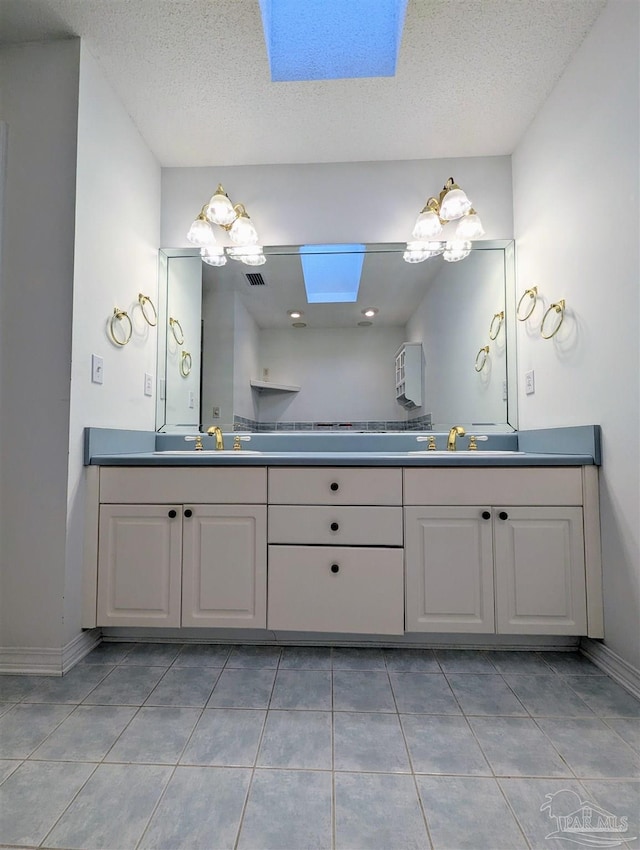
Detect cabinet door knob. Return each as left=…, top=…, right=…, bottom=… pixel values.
left=330, top=564, right=340, bottom=573
left=499, top=511, right=509, bottom=520
left=330, top=522, right=339, bottom=531
left=481, top=510, right=491, bottom=520
left=168, top=509, right=177, bottom=518
left=330, top=482, right=339, bottom=491
left=184, top=509, right=193, bottom=518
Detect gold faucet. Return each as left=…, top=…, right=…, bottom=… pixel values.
left=207, top=426, right=224, bottom=450
left=447, top=425, right=465, bottom=451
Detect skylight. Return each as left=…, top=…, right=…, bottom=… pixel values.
left=259, top=0, right=408, bottom=82
left=300, top=244, right=365, bottom=303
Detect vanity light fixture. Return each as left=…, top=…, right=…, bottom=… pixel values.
left=405, top=177, right=484, bottom=264
left=188, top=184, right=265, bottom=266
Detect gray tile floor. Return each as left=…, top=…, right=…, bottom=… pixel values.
left=0, top=644, right=638, bottom=850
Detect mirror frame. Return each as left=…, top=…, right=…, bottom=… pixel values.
left=156, top=240, right=517, bottom=433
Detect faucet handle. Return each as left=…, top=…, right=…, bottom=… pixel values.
left=467, top=435, right=488, bottom=451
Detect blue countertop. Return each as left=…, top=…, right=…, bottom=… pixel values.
left=84, top=425, right=601, bottom=467
left=87, top=450, right=595, bottom=467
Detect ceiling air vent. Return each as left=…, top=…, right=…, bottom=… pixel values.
left=245, top=273, right=266, bottom=287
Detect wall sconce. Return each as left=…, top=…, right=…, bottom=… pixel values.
left=404, top=177, right=485, bottom=264
left=187, top=184, right=265, bottom=267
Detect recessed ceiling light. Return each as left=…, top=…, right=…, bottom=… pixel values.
left=361, top=307, right=379, bottom=317
left=287, top=309, right=303, bottom=318
left=357, top=320, right=373, bottom=327
left=292, top=321, right=307, bottom=328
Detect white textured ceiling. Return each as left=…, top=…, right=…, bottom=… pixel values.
left=1, top=0, right=606, bottom=167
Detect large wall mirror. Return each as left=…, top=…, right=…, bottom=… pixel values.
left=156, top=241, right=516, bottom=433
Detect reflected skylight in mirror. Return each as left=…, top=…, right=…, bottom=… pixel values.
left=300, top=244, right=366, bottom=303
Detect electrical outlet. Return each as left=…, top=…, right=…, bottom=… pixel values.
left=144, top=372, right=153, bottom=397
left=212, top=406, right=220, bottom=418
left=91, top=354, right=104, bottom=385
left=524, top=370, right=535, bottom=395
left=188, top=391, right=195, bottom=409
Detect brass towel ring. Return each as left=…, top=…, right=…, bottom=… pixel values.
left=475, top=345, right=490, bottom=372
left=489, top=311, right=504, bottom=340
left=169, top=317, right=185, bottom=345
left=138, top=293, right=157, bottom=327
left=180, top=351, right=192, bottom=377
left=541, top=299, right=566, bottom=339
left=516, top=287, right=538, bottom=322
left=108, top=308, right=133, bottom=346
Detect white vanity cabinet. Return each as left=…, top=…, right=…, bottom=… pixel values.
left=95, top=468, right=267, bottom=628
left=267, top=468, right=405, bottom=634
left=404, top=468, right=593, bottom=636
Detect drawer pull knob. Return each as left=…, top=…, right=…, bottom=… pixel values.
left=184, top=509, right=193, bottom=518
left=330, top=522, right=340, bottom=531
left=499, top=511, right=509, bottom=521
left=168, top=509, right=177, bottom=518
left=331, top=564, right=340, bottom=573
left=330, top=482, right=339, bottom=491
left=481, top=511, right=491, bottom=520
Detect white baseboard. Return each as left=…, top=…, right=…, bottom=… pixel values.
left=580, top=638, right=640, bottom=700
left=0, top=629, right=102, bottom=676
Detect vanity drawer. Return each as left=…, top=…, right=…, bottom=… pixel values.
left=403, top=467, right=583, bottom=506
left=268, top=546, right=404, bottom=634
left=268, top=467, right=402, bottom=505
left=268, top=505, right=403, bottom=546
left=99, top=467, right=267, bottom=504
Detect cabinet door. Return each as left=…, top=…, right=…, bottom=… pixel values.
left=97, top=504, right=182, bottom=627
left=405, top=507, right=494, bottom=633
left=494, top=507, right=587, bottom=634
left=182, top=505, right=267, bottom=628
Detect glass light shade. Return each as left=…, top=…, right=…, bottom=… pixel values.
left=186, top=217, right=216, bottom=246
left=229, top=214, right=259, bottom=245
left=455, top=212, right=485, bottom=240
left=206, top=191, right=236, bottom=226
left=411, top=209, right=443, bottom=240
left=439, top=187, right=472, bottom=221
left=200, top=246, right=227, bottom=267
left=443, top=240, right=472, bottom=263
left=403, top=241, right=444, bottom=263
left=227, top=245, right=266, bottom=265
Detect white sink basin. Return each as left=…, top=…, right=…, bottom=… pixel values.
left=154, top=450, right=262, bottom=456
left=409, top=450, right=525, bottom=456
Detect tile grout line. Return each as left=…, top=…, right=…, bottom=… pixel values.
left=384, top=655, right=436, bottom=850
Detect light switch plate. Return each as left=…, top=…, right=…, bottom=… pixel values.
left=144, top=372, right=153, bottom=397
left=212, top=406, right=220, bottom=418
left=524, top=370, right=535, bottom=395
left=91, top=354, right=104, bottom=385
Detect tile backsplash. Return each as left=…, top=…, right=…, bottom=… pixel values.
left=233, top=414, right=432, bottom=432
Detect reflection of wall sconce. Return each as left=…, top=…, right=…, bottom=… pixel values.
left=180, top=351, right=192, bottom=377
left=541, top=299, right=566, bottom=339
left=516, top=286, right=538, bottom=321
left=489, top=311, right=504, bottom=340
left=138, top=293, right=157, bottom=327
left=187, top=184, right=266, bottom=267
left=404, top=177, right=485, bottom=265
left=169, top=317, right=184, bottom=345
left=108, top=308, right=132, bottom=347
left=475, top=345, right=490, bottom=372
